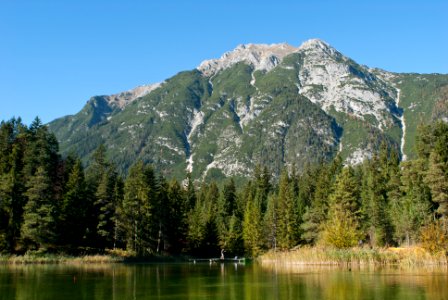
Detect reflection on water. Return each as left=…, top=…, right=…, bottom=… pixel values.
left=261, top=263, right=448, bottom=300
left=0, top=263, right=447, bottom=300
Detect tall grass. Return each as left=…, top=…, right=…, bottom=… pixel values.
left=0, top=249, right=185, bottom=264
left=259, top=246, right=448, bottom=267
left=0, top=253, right=123, bottom=265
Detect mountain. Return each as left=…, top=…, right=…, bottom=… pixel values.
left=48, top=39, right=448, bottom=181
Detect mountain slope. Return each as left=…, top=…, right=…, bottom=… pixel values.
left=48, top=39, right=448, bottom=181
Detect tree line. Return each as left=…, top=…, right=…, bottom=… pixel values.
left=0, top=117, right=447, bottom=257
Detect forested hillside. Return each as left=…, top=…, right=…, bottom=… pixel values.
left=1, top=117, right=447, bottom=257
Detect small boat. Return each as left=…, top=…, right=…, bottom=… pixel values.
left=189, top=257, right=250, bottom=264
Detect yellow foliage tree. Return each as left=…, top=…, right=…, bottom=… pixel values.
left=321, top=204, right=362, bottom=248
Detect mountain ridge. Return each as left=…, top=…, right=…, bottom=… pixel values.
left=48, top=39, right=448, bottom=181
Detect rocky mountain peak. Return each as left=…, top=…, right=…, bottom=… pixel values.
left=197, top=42, right=299, bottom=76
left=49, top=38, right=448, bottom=182
left=101, top=83, right=162, bottom=109
left=196, top=39, right=345, bottom=77
left=299, top=38, right=333, bottom=51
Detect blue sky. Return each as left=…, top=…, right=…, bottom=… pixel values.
left=1, top=0, right=447, bottom=124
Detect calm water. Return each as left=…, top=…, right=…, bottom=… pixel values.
left=0, top=262, right=447, bottom=300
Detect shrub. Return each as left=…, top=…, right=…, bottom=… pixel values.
left=420, top=219, right=448, bottom=254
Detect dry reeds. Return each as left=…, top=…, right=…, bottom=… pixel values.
left=259, top=246, right=448, bottom=267
left=0, top=253, right=123, bottom=265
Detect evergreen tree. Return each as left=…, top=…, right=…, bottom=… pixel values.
left=242, top=192, right=263, bottom=257
left=223, top=213, right=244, bottom=255
left=202, top=182, right=220, bottom=256
left=0, top=136, right=26, bottom=252
left=300, top=159, right=340, bottom=244
left=253, top=165, right=271, bottom=213
left=263, top=194, right=278, bottom=250
left=165, top=179, right=188, bottom=253
left=360, top=155, right=393, bottom=247
left=86, top=144, right=109, bottom=185
left=416, top=121, right=448, bottom=163
left=23, top=117, right=59, bottom=179
left=185, top=182, right=221, bottom=256
left=425, top=152, right=448, bottom=218
left=321, top=167, right=362, bottom=248
left=95, top=166, right=119, bottom=249
left=243, top=198, right=262, bottom=256
left=155, top=176, right=169, bottom=253
left=221, top=178, right=237, bottom=217
left=416, top=123, right=433, bottom=160
left=84, top=144, right=121, bottom=249
left=297, top=163, right=318, bottom=212
left=186, top=199, right=206, bottom=255
left=184, top=172, right=196, bottom=211
left=21, top=167, right=56, bottom=250
left=431, top=121, right=448, bottom=165
left=112, top=177, right=124, bottom=249
left=390, top=160, right=432, bottom=245
left=60, top=159, right=87, bottom=248
left=217, top=178, right=241, bottom=254
left=276, top=170, right=299, bottom=249
left=120, top=162, right=155, bottom=255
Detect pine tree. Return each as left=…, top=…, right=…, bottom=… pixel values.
left=297, top=163, right=318, bottom=211
left=202, top=182, right=220, bottom=257
left=84, top=144, right=123, bottom=249
left=416, top=123, right=433, bottom=160
left=120, top=161, right=154, bottom=255
left=221, top=178, right=237, bottom=217
left=224, top=213, right=244, bottom=255
left=300, top=160, right=339, bottom=244
left=431, top=121, right=448, bottom=165
left=321, top=167, right=361, bottom=248
left=112, top=177, right=124, bottom=249
left=276, top=170, right=299, bottom=249
left=95, top=166, right=119, bottom=249
left=165, top=179, right=188, bottom=253
left=23, top=117, right=59, bottom=179
left=186, top=200, right=206, bottom=255
left=263, top=194, right=278, bottom=249
left=21, top=167, right=56, bottom=250
left=242, top=192, right=263, bottom=257
left=390, top=160, right=432, bottom=245
left=360, top=155, right=393, bottom=247
left=185, top=182, right=221, bottom=256
left=217, top=178, right=240, bottom=253
left=60, top=159, right=87, bottom=247
left=253, top=165, right=271, bottom=213
left=0, top=136, right=26, bottom=252
left=184, top=172, right=196, bottom=211
left=425, top=152, right=448, bottom=218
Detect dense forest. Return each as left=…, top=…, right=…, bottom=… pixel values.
left=0, top=117, right=447, bottom=257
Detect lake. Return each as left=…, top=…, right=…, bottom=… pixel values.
left=0, top=262, right=447, bottom=299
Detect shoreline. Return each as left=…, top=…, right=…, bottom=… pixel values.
left=1, top=246, right=447, bottom=266
left=0, top=254, right=123, bottom=265
left=0, top=253, right=188, bottom=265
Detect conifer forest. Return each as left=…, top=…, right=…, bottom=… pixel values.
left=0, top=117, right=447, bottom=257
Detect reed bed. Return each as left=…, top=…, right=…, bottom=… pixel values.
left=259, top=246, right=448, bottom=267
left=0, top=254, right=123, bottom=265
